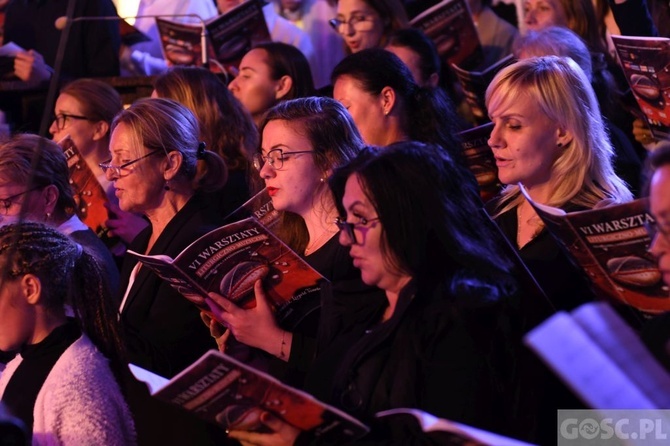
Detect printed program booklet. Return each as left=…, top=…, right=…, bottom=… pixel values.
left=129, top=350, right=369, bottom=442
left=127, top=217, right=325, bottom=330
left=520, top=185, right=670, bottom=314
left=409, top=0, right=482, bottom=69
left=156, top=0, right=271, bottom=71
left=458, top=122, right=501, bottom=202
left=611, top=35, right=670, bottom=140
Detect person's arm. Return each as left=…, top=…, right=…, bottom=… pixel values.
left=608, top=0, right=658, bottom=37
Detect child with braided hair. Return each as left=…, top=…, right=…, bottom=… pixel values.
left=0, top=222, right=136, bottom=445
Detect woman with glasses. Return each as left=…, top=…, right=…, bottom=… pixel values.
left=227, top=142, right=519, bottom=444
left=228, top=42, right=315, bottom=127
left=203, top=97, right=376, bottom=387
left=0, top=134, right=120, bottom=298
left=330, top=0, right=408, bottom=54
left=104, top=97, right=227, bottom=379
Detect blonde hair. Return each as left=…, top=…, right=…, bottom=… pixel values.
left=485, top=56, right=632, bottom=215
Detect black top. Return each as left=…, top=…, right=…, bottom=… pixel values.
left=492, top=203, right=597, bottom=312
left=4, top=0, right=120, bottom=79
left=119, top=193, right=221, bottom=378
left=3, top=320, right=80, bottom=434
left=302, top=273, right=515, bottom=444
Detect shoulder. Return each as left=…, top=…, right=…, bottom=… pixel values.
left=35, top=336, right=136, bottom=445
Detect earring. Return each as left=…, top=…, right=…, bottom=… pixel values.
left=164, top=181, right=170, bottom=191
left=45, top=212, right=52, bottom=222
left=319, top=177, right=325, bottom=183
left=557, top=142, right=563, bottom=148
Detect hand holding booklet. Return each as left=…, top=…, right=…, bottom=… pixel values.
left=127, top=217, right=325, bottom=330
left=129, top=350, right=369, bottom=442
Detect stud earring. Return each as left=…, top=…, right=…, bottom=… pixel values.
left=164, top=181, right=170, bottom=191
left=557, top=142, right=563, bottom=148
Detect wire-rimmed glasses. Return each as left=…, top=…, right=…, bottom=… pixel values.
left=252, top=149, right=313, bottom=170
left=0, top=187, right=42, bottom=216
left=328, top=14, right=376, bottom=33
left=99, top=149, right=163, bottom=178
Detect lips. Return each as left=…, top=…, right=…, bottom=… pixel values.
left=267, top=187, right=278, bottom=197
left=494, top=157, right=512, bottom=168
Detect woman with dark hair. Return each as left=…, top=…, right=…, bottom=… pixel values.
left=0, top=222, right=135, bottom=444
left=204, top=97, right=370, bottom=386
left=226, top=142, right=518, bottom=445
left=153, top=66, right=259, bottom=216
left=330, top=0, right=408, bottom=54
left=385, top=27, right=441, bottom=88
left=104, top=98, right=227, bottom=378
left=228, top=42, right=315, bottom=127
left=331, top=48, right=467, bottom=166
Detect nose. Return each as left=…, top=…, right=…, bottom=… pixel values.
left=488, top=123, right=503, bottom=150
left=228, top=77, right=238, bottom=92
left=338, top=228, right=353, bottom=247
left=524, top=8, right=536, bottom=24
left=103, top=167, right=118, bottom=182
left=259, top=159, right=274, bottom=180
left=649, top=233, right=669, bottom=259
left=48, top=120, right=58, bottom=136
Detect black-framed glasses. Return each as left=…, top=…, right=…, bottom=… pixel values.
left=99, top=149, right=163, bottom=177
left=329, top=14, right=376, bottom=33
left=252, top=149, right=313, bottom=170
left=335, top=215, right=380, bottom=245
left=52, top=113, right=90, bottom=131
left=0, top=186, right=42, bottom=216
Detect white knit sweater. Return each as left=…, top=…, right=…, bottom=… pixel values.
left=0, top=335, right=136, bottom=445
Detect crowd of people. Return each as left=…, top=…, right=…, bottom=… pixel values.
left=1, top=0, right=670, bottom=444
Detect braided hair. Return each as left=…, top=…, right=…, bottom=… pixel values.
left=0, top=222, right=127, bottom=386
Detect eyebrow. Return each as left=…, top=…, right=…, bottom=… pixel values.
left=260, top=144, right=292, bottom=155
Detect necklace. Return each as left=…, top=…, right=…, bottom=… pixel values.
left=516, top=203, right=544, bottom=248
left=304, top=228, right=336, bottom=255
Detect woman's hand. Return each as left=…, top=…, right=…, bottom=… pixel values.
left=228, top=411, right=300, bottom=446
left=205, top=280, right=292, bottom=359
left=14, top=50, right=51, bottom=84
left=632, top=118, right=656, bottom=148
left=104, top=201, right=149, bottom=244
left=200, top=311, right=230, bottom=352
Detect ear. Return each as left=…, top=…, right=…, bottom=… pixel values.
left=427, top=73, right=440, bottom=89
left=21, top=274, right=42, bottom=305
left=556, top=126, right=574, bottom=148
left=163, top=150, right=184, bottom=182
left=41, top=184, right=59, bottom=216
left=91, top=120, right=110, bottom=142
left=380, top=86, right=396, bottom=116
left=274, top=75, right=293, bottom=101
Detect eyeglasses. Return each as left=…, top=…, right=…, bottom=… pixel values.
left=0, top=186, right=42, bottom=216
left=52, top=113, right=90, bottom=131
left=99, top=149, right=163, bottom=178
left=329, top=14, right=376, bottom=33
left=252, top=149, right=313, bottom=170
left=335, top=215, right=380, bottom=245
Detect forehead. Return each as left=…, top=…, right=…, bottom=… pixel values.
left=333, top=75, right=372, bottom=101
left=239, top=49, right=270, bottom=72
left=337, top=0, right=375, bottom=14
left=651, top=165, right=670, bottom=219
left=343, top=173, right=372, bottom=209
left=262, top=120, right=307, bottom=147
left=54, top=93, right=84, bottom=113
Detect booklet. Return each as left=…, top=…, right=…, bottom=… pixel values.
left=458, top=122, right=501, bottom=202
left=156, top=0, right=271, bottom=71
left=452, top=54, right=515, bottom=123
left=223, top=188, right=279, bottom=230
left=519, top=184, right=670, bottom=314
left=127, top=217, right=325, bottom=330
left=59, top=136, right=119, bottom=248
left=611, top=35, right=670, bottom=140
left=525, top=302, right=670, bottom=409
left=129, top=350, right=369, bottom=442
left=409, top=0, right=482, bottom=70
